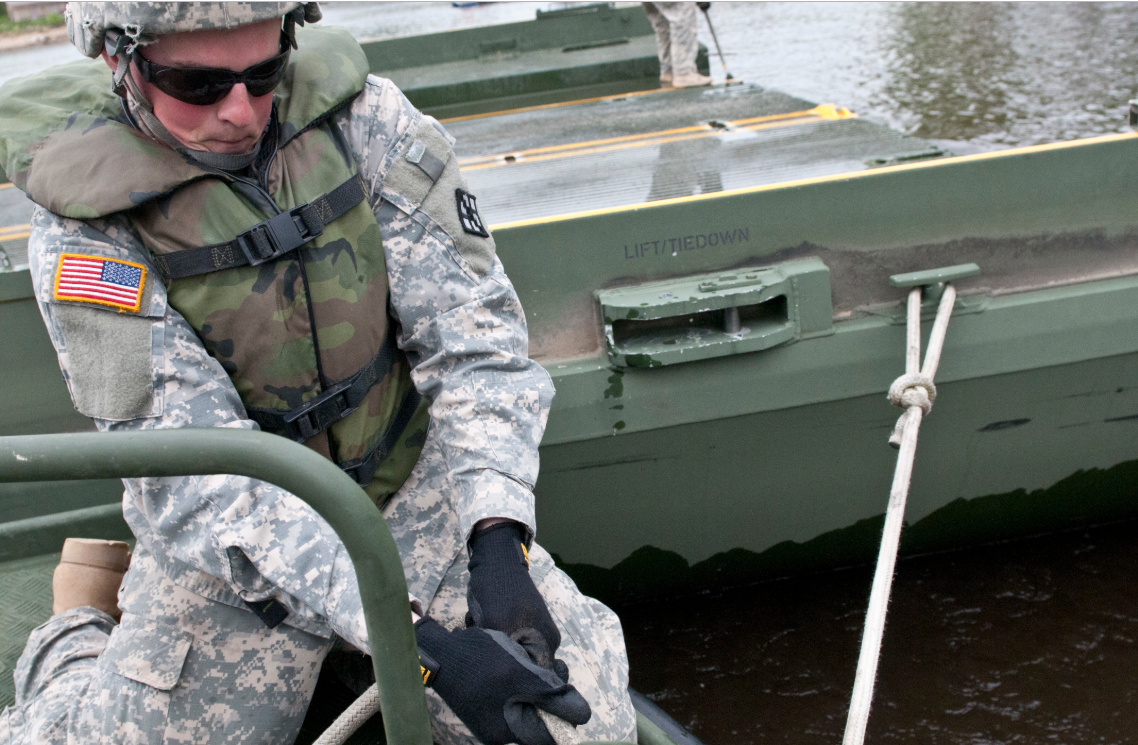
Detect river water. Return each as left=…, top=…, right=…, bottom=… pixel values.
left=3, top=3, right=1137, bottom=742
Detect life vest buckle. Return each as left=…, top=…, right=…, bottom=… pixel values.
left=282, top=377, right=357, bottom=441
left=238, top=204, right=326, bottom=267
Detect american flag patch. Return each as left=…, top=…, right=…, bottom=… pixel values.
left=53, top=253, right=147, bottom=312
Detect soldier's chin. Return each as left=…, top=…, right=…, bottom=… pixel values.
left=206, top=136, right=258, bottom=154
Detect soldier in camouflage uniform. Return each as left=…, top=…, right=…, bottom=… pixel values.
left=642, top=2, right=712, bottom=88
left=0, top=3, right=637, bottom=744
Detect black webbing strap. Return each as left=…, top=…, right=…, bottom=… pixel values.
left=247, top=323, right=397, bottom=443
left=338, top=385, right=424, bottom=486
left=153, top=174, right=368, bottom=280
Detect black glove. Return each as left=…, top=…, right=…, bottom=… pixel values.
left=416, top=617, right=591, bottom=745
left=466, top=522, right=562, bottom=672
left=697, top=2, right=711, bottom=10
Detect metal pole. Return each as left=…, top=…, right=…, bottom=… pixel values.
left=0, top=429, right=433, bottom=745
left=699, top=5, right=734, bottom=81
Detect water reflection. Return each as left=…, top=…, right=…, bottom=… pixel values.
left=701, top=2, right=1138, bottom=149
left=622, top=519, right=1138, bottom=743
left=883, top=3, right=1019, bottom=142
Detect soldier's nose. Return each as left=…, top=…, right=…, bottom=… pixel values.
left=216, top=83, right=257, bottom=129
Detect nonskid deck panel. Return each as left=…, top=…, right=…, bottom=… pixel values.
left=448, top=83, right=944, bottom=226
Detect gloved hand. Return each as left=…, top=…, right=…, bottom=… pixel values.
left=416, top=617, right=591, bottom=745
left=466, top=522, right=563, bottom=673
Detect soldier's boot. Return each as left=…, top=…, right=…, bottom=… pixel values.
left=659, top=72, right=673, bottom=87
left=52, top=538, right=131, bottom=621
left=671, top=72, right=712, bottom=88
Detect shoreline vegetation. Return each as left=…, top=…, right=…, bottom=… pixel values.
left=0, top=6, right=67, bottom=53
left=0, top=5, right=64, bottom=36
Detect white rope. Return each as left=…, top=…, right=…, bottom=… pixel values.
left=841, top=284, right=957, bottom=745
left=314, top=683, right=381, bottom=745
left=314, top=678, right=582, bottom=745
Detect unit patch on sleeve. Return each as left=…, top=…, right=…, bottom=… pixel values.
left=53, top=253, right=147, bottom=312
left=455, top=188, right=490, bottom=237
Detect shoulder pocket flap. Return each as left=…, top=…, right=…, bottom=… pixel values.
left=380, top=120, right=454, bottom=216
left=101, top=619, right=192, bottom=691
left=44, top=249, right=163, bottom=318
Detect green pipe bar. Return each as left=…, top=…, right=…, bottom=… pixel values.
left=0, top=429, right=432, bottom=745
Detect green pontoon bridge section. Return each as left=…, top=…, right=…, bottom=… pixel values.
left=360, top=3, right=709, bottom=120
left=489, top=131, right=1138, bottom=594
left=451, top=83, right=945, bottom=226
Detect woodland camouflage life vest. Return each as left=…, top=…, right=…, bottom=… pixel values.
left=0, top=26, right=429, bottom=502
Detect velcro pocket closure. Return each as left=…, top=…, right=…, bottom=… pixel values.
left=380, top=119, right=455, bottom=215
left=99, top=618, right=192, bottom=691
left=39, top=247, right=166, bottom=421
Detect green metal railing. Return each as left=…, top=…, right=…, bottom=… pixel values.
left=0, top=429, right=432, bottom=745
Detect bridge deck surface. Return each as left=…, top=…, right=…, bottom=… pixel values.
left=448, top=82, right=942, bottom=227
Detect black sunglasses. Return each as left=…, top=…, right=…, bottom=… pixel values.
left=133, top=35, right=291, bottom=106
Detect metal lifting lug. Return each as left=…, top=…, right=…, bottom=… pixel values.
left=282, top=379, right=357, bottom=442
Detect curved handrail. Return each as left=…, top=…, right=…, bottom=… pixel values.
left=0, top=429, right=431, bottom=745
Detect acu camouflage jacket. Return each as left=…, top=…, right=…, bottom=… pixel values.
left=0, top=26, right=554, bottom=650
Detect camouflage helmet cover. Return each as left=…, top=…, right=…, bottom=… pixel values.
left=65, top=2, right=322, bottom=58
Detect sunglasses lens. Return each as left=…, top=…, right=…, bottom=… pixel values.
left=153, top=68, right=233, bottom=106
left=139, top=45, right=289, bottom=106
left=243, top=54, right=289, bottom=98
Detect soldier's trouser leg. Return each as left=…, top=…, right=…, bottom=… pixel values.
left=643, top=2, right=673, bottom=76
left=1, top=607, right=115, bottom=744
left=1, top=563, right=331, bottom=745
left=652, top=2, right=700, bottom=77
left=423, top=543, right=638, bottom=745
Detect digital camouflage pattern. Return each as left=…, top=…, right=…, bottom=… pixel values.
left=65, top=2, right=322, bottom=59
left=0, top=26, right=636, bottom=742
left=0, top=26, right=427, bottom=491
left=643, top=2, right=700, bottom=77
left=0, top=550, right=637, bottom=744
left=0, top=16, right=637, bottom=745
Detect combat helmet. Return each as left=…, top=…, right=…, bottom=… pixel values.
left=66, top=2, right=322, bottom=58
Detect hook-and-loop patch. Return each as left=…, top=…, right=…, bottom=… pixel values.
left=53, top=253, right=147, bottom=312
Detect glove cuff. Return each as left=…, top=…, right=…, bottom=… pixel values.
left=469, top=521, right=529, bottom=569
left=413, top=617, right=445, bottom=687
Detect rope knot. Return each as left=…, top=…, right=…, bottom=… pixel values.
left=887, top=372, right=936, bottom=415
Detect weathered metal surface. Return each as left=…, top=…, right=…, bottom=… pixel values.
left=454, top=84, right=940, bottom=227
left=596, top=258, right=832, bottom=368
left=359, top=3, right=709, bottom=119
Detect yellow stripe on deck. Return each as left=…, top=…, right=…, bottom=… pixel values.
left=0, top=183, right=13, bottom=190
left=0, top=223, right=31, bottom=242
left=488, top=131, right=1138, bottom=231
left=458, top=105, right=856, bottom=171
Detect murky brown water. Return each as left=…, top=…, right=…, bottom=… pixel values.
left=621, top=519, right=1138, bottom=744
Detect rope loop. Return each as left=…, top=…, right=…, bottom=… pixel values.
left=887, top=372, right=937, bottom=415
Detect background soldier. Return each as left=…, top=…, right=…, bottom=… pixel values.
left=0, top=3, right=637, bottom=743
left=643, top=2, right=712, bottom=88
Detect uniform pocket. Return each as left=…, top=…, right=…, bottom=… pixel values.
left=98, top=617, right=192, bottom=691
left=81, top=617, right=192, bottom=744
left=39, top=248, right=167, bottom=421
